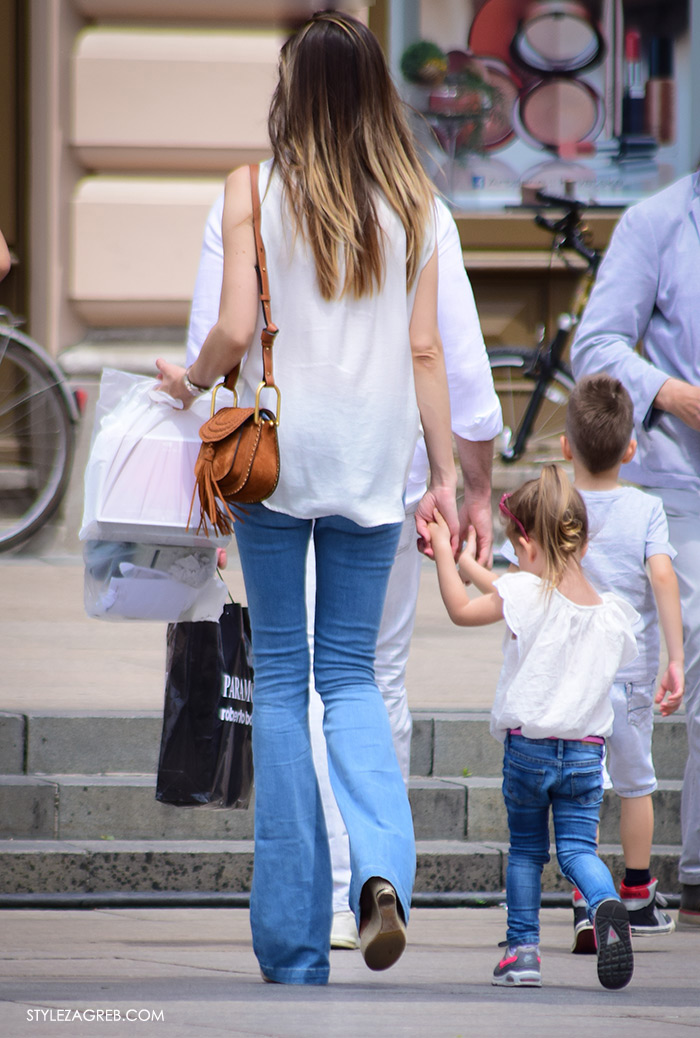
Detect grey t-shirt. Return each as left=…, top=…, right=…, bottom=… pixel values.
left=499, top=485, right=675, bottom=684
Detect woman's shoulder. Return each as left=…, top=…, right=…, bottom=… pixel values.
left=223, top=164, right=260, bottom=221
left=225, top=164, right=253, bottom=191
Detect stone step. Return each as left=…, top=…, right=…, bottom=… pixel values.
left=0, top=773, right=683, bottom=845
left=461, top=777, right=683, bottom=844
left=416, top=711, right=688, bottom=781
left=0, top=776, right=464, bottom=842
left=0, top=838, right=681, bottom=896
left=0, top=710, right=689, bottom=780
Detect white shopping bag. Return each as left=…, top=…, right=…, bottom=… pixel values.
left=80, top=370, right=231, bottom=622
left=80, top=369, right=231, bottom=546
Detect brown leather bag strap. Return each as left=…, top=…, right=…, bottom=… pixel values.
left=224, top=164, right=278, bottom=392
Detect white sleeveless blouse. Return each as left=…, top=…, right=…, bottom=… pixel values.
left=236, top=160, right=436, bottom=527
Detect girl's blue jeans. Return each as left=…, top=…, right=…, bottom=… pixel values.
left=503, top=733, right=620, bottom=947
left=234, top=504, right=415, bottom=985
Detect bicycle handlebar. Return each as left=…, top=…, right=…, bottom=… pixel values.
left=531, top=193, right=600, bottom=271
left=0, top=306, right=24, bottom=328
left=534, top=189, right=583, bottom=210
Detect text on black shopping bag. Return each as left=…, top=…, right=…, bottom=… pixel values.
left=156, top=602, right=254, bottom=808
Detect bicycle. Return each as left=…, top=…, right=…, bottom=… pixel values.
left=0, top=307, right=83, bottom=550
left=488, top=192, right=603, bottom=469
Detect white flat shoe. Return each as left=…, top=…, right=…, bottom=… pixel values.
left=359, top=877, right=406, bottom=971
left=331, top=910, right=360, bottom=950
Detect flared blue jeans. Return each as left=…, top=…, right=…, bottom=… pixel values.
left=234, top=504, right=415, bottom=984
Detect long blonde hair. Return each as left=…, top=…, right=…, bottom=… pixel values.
left=268, top=11, right=434, bottom=300
left=502, top=465, right=588, bottom=591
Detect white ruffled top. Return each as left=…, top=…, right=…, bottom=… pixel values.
left=490, top=571, right=639, bottom=743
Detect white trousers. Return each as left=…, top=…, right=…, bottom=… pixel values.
left=652, top=489, right=700, bottom=885
left=308, top=511, right=422, bottom=912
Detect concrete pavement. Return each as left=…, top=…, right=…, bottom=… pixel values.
left=0, top=549, right=695, bottom=1038
left=1, top=906, right=697, bottom=1038
left=0, top=549, right=500, bottom=714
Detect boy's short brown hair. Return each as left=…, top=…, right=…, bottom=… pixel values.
left=565, top=374, right=634, bottom=474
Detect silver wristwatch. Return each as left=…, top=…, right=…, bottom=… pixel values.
left=183, top=368, right=208, bottom=397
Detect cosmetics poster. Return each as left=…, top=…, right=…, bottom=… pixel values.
left=406, top=0, right=690, bottom=209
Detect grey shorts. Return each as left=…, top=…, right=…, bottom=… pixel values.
left=602, top=681, right=657, bottom=798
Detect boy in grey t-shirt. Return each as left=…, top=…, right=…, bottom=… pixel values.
left=563, top=374, right=684, bottom=944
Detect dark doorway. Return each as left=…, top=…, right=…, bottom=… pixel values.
left=0, top=0, right=27, bottom=316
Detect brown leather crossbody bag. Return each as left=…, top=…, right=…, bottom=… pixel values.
left=190, top=164, right=280, bottom=536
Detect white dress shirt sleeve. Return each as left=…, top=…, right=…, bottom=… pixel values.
left=434, top=198, right=502, bottom=441
left=185, top=192, right=225, bottom=368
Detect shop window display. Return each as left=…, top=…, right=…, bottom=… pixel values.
left=402, top=0, right=689, bottom=208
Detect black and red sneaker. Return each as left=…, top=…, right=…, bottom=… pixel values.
left=571, top=887, right=596, bottom=954
left=620, top=878, right=675, bottom=936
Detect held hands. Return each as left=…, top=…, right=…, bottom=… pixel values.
left=459, top=498, right=493, bottom=569
left=655, top=660, right=685, bottom=717
left=457, top=526, right=478, bottom=584
left=426, top=508, right=454, bottom=557
left=416, top=486, right=459, bottom=559
left=426, top=509, right=504, bottom=627
left=428, top=513, right=483, bottom=589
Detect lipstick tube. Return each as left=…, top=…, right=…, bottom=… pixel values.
left=644, top=37, right=675, bottom=145
left=622, top=29, right=645, bottom=135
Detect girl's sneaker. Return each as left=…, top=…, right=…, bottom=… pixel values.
left=594, top=899, right=634, bottom=990
left=492, top=945, right=542, bottom=987
left=619, top=878, right=675, bottom=936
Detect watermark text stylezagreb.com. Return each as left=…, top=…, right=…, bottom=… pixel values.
left=27, top=1008, right=165, bottom=1024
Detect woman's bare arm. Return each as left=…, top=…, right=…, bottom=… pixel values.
left=410, top=247, right=459, bottom=555
left=156, top=166, right=259, bottom=404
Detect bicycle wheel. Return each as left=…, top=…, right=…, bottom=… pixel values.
left=0, top=334, right=75, bottom=550
left=488, top=346, right=574, bottom=470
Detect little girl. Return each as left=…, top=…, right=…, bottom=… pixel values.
left=428, top=465, right=638, bottom=991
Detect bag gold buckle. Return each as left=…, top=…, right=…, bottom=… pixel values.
left=209, top=380, right=281, bottom=426
left=254, top=381, right=281, bottom=425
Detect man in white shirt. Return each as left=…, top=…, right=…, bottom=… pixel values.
left=187, top=189, right=502, bottom=947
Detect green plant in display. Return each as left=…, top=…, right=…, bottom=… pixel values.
left=400, top=40, right=448, bottom=85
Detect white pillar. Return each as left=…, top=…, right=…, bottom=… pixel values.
left=388, top=0, right=420, bottom=80
left=28, top=0, right=84, bottom=355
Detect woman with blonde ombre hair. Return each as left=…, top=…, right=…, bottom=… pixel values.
left=155, top=10, right=458, bottom=985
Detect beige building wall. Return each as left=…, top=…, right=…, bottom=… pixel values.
left=28, top=0, right=372, bottom=357
left=70, top=28, right=285, bottom=328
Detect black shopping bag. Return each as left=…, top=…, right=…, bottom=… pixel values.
left=155, top=602, right=254, bottom=808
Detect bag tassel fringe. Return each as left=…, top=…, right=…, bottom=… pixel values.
left=187, top=446, right=238, bottom=538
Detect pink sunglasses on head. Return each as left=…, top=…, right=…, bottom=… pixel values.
left=499, top=492, right=530, bottom=542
